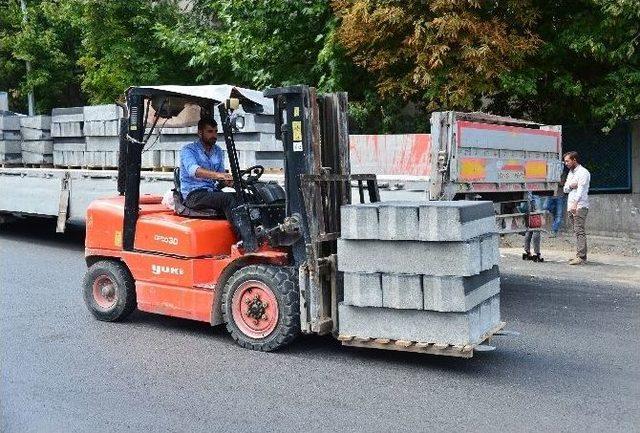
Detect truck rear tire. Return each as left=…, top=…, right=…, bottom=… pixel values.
left=83, top=259, right=137, bottom=322
left=222, top=264, right=300, bottom=352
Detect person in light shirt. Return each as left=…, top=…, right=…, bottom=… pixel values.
left=562, top=151, right=591, bottom=265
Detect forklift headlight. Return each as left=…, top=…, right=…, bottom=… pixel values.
left=233, top=115, right=245, bottom=131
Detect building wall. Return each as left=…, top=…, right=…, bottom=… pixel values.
left=573, top=120, right=640, bottom=239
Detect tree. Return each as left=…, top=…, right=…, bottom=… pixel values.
left=491, top=0, right=640, bottom=126
left=334, top=0, right=640, bottom=127
left=333, top=0, right=540, bottom=113
left=0, top=0, right=84, bottom=113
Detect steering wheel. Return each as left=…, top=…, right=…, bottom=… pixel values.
left=239, top=165, right=265, bottom=185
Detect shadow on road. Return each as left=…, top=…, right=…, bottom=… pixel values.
left=0, top=216, right=85, bottom=249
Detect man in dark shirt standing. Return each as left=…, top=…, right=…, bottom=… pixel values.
left=179, top=118, right=237, bottom=221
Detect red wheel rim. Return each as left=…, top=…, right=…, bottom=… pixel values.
left=92, top=274, right=117, bottom=309
left=231, top=280, right=279, bottom=339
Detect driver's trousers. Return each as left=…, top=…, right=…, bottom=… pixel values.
left=184, top=189, right=238, bottom=222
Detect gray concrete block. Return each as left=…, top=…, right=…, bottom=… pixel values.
left=19, top=115, right=51, bottom=130
left=51, top=122, right=83, bottom=138
left=338, top=294, right=501, bottom=346
left=0, top=115, right=21, bottom=131
left=382, top=273, right=423, bottom=309
left=53, top=150, right=85, bottom=167
left=21, top=140, right=53, bottom=154
left=417, top=201, right=495, bottom=241
left=83, top=151, right=118, bottom=168
left=20, top=127, right=51, bottom=141
left=0, top=153, right=21, bottom=164
left=241, top=113, right=275, bottom=134
left=53, top=138, right=86, bottom=151
left=160, top=150, right=177, bottom=167
left=480, top=234, right=500, bottom=270
left=52, top=106, right=83, bottom=117
left=83, top=104, right=122, bottom=121
left=21, top=151, right=53, bottom=164
left=0, top=131, right=21, bottom=141
left=86, top=136, right=120, bottom=151
left=341, top=204, right=379, bottom=239
left=342, top=272, right=382, bottom=307
left=337, top=236, right=497, bottom=276
left=141, top=150, right=160, bottom=169
left=255, top=151, right=284, bottom=170
left=155, top=125, right=197, bottom=135
left=422, top=265, right=500, bottom=312
left=378, top=204, right=420, bottom=240
left=340, top=200, right=496, bottom=241
left=0, top=140, right=22, bottom=153
left=83, top=120, right=120, bottom=136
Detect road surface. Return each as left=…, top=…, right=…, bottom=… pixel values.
left=1, top=219, right=638, bottom=432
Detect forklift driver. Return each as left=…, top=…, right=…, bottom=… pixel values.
left=179, top=118, right=239, bottom=224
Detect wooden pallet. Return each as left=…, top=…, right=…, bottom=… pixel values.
left=22, top=163, right=54, bottom=169
left=84, top=166, right=118, bottom=171
left=338, top=321, right=507, bottom=358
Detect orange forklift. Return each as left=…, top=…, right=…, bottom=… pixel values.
left=82, top=85, right=379, bottom=351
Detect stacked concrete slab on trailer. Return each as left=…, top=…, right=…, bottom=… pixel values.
left=336, top=200, right=503, bottom=357
left=20, top=116, right=52, bottom=165
left=0, top=115, right=22, bottom=164
left=52, top=106, right=85, bottom=167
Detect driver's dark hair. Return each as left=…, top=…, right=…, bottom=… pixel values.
left=198, top=118, right=218, bottom=131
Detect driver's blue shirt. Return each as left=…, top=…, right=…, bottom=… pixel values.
left=179, top=139, right=225, bottom=198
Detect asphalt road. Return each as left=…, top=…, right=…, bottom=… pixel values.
left=1, top=219, right=639, bottom=433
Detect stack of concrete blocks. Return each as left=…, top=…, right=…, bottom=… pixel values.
left=20, top=116, right=53, bottom=165
left=232, top=113, right=283, bottom=171
left=337, top=201, right=502, bottom=347
left=83, top=104, right=159, bottom=169
left=0, top=115, right=22, bottom=164
left=52, top=107, right=85, bottom=167
left=150, top=125, right=198, bottom=169
left=151, top=112, right=283, bottom=171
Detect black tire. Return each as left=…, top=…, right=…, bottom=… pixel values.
left=222, top=264, right=300, bottom=352
left=83, top=259, right=137, bottom=322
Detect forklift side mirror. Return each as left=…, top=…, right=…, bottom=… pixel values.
left=226, top=98, right=240, bottom=110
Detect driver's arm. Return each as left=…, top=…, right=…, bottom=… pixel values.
left=194, top=167, right=232, bottom=181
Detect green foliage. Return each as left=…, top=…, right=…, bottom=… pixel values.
left=1, top=0, right=637, bottom=130
left=489, top=0, right=640, bottom=127
left=154, top=0, right=350, bottom=90
left=0, top=0, right=83, bottom=113
left=77, top=0, right=194, bottom=104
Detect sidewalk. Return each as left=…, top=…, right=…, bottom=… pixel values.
left=500, top=233, right=640, bottom=286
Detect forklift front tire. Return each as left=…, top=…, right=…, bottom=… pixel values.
left=83, top=259, right=137, bottom=322
left=222, top=264, right=300, bottom=352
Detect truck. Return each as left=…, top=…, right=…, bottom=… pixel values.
left=1, top=112, right=562, bottom=235
left=349, top=112, right=563, bottom=233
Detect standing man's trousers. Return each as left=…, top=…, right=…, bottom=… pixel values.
left=569, top=208, right=588, bottom=260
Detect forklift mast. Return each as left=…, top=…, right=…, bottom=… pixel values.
left=264, top=86, right=379, bottom=334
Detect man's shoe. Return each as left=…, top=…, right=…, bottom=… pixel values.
left=569, top=257, right=586, bottom=265
left=549, top=231, right=558, bottom=238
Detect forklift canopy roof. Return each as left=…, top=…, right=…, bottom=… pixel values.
left=127, top=85, right=274, bottom=115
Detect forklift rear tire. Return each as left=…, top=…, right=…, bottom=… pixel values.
left=222, top=264, right=300, bottom=352
left=83, top=259, right=137, bottom=322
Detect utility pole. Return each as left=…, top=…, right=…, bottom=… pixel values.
left=20, top=0, right=35, bottom=116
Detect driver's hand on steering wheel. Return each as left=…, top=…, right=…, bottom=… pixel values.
left=216, top=173, right=234, bottom=188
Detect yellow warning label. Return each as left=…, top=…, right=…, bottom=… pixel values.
left=114, top=230, right=122, bottom=247
left=292, top=121, right=302, bottom=142
left=293, top=106, right=300, bottom=117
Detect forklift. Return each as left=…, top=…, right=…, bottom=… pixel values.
left=82, top=85, right=379, bottom=351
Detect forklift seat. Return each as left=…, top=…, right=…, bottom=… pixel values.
left=172, top=167, right=224, bottom=219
